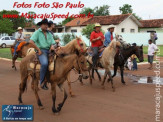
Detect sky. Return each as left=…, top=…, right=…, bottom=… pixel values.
left=0, top=0, right=163, bottom=23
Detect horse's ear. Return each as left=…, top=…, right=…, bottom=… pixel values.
left=140, top=44, right=143, bottom=49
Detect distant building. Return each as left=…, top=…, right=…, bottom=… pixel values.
left=65, top=14, right=142, bottom=34
left=139, top=19, right=163, bottom=33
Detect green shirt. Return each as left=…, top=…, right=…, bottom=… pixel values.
left=30, top=28, right=55, bottom=49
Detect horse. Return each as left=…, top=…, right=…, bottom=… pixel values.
left=112, top=45, right=144, bottom=84
left=18, top=51, right=88, bottom=114
left=87, top=40, right=121, bottom=91
left=10, top=42, right=38, bottom=70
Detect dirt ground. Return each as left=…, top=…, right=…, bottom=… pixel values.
left=0, top=59, right=162, bottom=122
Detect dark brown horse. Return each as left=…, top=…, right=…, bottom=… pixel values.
left=10, top=42, right=38, bottom=70
left=91, top=45, right=144, bottom=84
left=18, top=51, right=88, bottom=113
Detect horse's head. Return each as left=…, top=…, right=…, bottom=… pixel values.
left=74, top=51, right=88, bottom=79
left=134, top=45, right=144, bottom=62
left=115, top=34, right=123, bottom=41
left=73, top=36, right=87, bottom=54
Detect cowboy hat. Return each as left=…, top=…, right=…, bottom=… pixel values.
left=37, top=19, right=51, bottom=26
left=108, top=24, right=115, bottom=30
left=17, top=27, right=23, bottom=30
left=94, top=23, right=101, bottom=28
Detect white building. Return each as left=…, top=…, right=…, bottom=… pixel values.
left=65, top=14, right=142, bottom=34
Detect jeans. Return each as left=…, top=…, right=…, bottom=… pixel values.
left=92, top=47, right=99, bottom=67
left=14, top=42, right=20, bottom=56
left=38, top=49, right=49, bottom=85
left=132, top=58, right=137, bottom=70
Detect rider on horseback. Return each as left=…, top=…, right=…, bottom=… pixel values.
left=29, top=19, right=55, bottom=90
left=90, top=23, right=104, bottom=69
left=104, top=25, right=115, bottom=47
left=14, top=27, right=26, bottom=56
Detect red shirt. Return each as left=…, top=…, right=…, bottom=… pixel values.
left=111, top=33, right=113, bottom=41
left=90, top=31, right=104, bottom=47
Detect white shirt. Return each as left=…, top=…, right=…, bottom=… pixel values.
left=148, top=43, right=157, bottom=56
left=15, top=32, right=25, bottom=41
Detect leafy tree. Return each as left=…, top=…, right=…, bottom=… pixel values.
left=81, top=24, right=104, bottom=39
left=62, top=33, right=75, bottom=45
left=62, top=17, right=74, bottom=25
left=93, top=5, right=110, bottom=16
left=119, top=4, right=142, bottom=20
left=80, top=7, right=94, bottom=15
left=0, top=18, right=14, bottom=35
left=0, top=10, right=26, bottom=30
left=27, top=11, right=36, bottom=24
left=119, top=4, right=133, bottom=14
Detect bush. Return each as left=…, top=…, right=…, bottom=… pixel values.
left=62, top=33, right=76, bottom=45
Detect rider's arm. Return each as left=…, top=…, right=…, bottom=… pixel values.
left=90, top=32, right=99, bottom=42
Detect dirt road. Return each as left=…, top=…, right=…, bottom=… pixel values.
left=0, top=59, right=162, bottom=122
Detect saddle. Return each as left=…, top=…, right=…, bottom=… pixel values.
left=11, top=41, right=26, bottom=54
left=27, top=48, right=57, bottom=72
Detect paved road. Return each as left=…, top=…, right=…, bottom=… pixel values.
left=0, top=59, right=162, bottom=122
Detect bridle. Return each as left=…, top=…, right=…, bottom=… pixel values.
left=77, top=39, right=84, bottom=52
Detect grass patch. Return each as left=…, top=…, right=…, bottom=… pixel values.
left=0, top=48, right=21, bottom=60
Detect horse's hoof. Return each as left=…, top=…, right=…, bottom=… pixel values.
left=70, top=93, right=76, bottom=97
left=80, top=83, right=84, bottom=86
left=54, top=112, right=59, bottom=116
left=112, top=87, right=115, bottom=92
left=39, top=106, right=44, bottom=110
left=122, top=82, right=126, bottom=85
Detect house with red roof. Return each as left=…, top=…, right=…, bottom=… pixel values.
left=65, top=14, right=142, bottom=34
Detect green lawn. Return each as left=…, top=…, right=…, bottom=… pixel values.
left=143, top=45, right=163, bottom=57
left=0, top=48, right=21, bottom=60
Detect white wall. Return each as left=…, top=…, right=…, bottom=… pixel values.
left=116, top=17, right=139, bottom=33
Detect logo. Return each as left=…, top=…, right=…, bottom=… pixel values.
left=2, top=105, right=33, bottom=121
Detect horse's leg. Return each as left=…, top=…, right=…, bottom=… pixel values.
left=67, top=73, right=75, bottom=97
left=12, top=55, right=17, bottom=70
left=95, top=69, right=101, bottom=81
left=57, top=84, right=68, bottom=112
left=33, top=78, right=44, bottom=109
left=89, top=69, right=93, bottom=85
left=101, top=70, right=107, bottom=88
left=120, top=66, right=126, bottom=84
left=78, top=75, right=84, bottom=85
left=92, top=68, right=95, bottom=79
left=108, top=69, right=115, bottom=92
left=18, top=75, right=28, bottom=105
left=51, top=83, right=58, bottom=113
left=112, top=64, right=118, bottom=78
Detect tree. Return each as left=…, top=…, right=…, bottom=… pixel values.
left=62, top=17, right=74, bottom=25
left=119, top=4, right=142, bottom=20
left=0, top=19, right=14, bottom=35
left=81, top=24, right=104, bottom=40
left=93, top=5, right=110, bottom=16
left=80, top=7, right=94, bottom=15
left=0, top=10, right=26, bottom=30
left=62, top=33, right=75, bottom=45
left=27, top=11, right=36, bottom=24
left=79, top=5, right=110, bottom=16
left=119, top=4, right=133, bottom=14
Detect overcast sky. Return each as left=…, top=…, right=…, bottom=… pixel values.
left=0, top=0, right=163, bottom=23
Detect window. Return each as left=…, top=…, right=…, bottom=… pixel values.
left=71, top=29, right=77, bottom=33
left=130, top=29, right=135, bottom=33
left=5, top=37, right=10, bottom=40
left=121, top=28, right=125, bottom=33
left=10, top=37, right=15, bottom=40
left=1, top=38, right=5, bottom=40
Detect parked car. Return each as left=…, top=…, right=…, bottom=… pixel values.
left=0, top=36, right=15, bottom=48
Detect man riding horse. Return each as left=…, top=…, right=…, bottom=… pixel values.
left=90, top=23, right=104, bottom=69
left=29, top=19, right=55, bottom=90
left=13, top=27, right=26, bottom=56
left=104, top=25, right=115, bottom=47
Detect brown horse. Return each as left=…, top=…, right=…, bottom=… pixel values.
left=18, top=51, right=88, bottom=113
left=10, top=42, right=38, bottom=70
